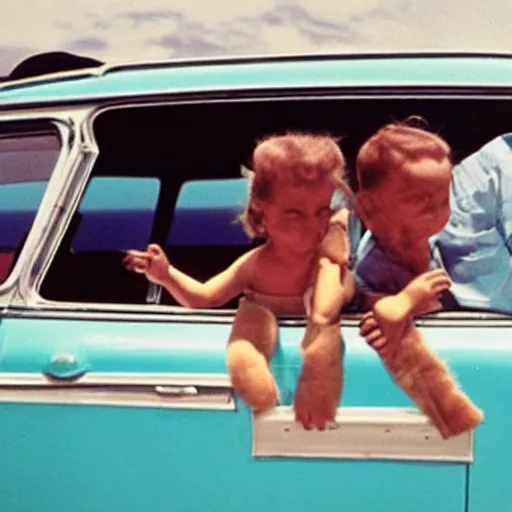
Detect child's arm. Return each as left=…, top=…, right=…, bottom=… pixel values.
left=124, top=243, right=255, bottom=308
left=309, top=210, right=356, bottom=325
left=359, top=299, right=483, bottom=439
left=310, top=258, right=353, bottom=325
left=295, top=256, right=348, bottom=429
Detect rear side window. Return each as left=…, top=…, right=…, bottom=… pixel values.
left=0, top=126, right=61, bottom=284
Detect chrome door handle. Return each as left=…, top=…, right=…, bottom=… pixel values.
left=155, top=385, right=199, bottom=396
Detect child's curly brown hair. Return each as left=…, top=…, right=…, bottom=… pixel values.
left=240, top=132, right=351, bottom=238
left=356, top=117, right=452, bottom=193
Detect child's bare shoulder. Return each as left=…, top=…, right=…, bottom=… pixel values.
left=228, top=245, right=267, bottom=273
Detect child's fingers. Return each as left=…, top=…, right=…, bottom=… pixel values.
left=367, top=333, right=387, bottom=351
left=147, top=244, right=163, bottom=255
left=359, top=314, right=379, bottom=336
left=433, top=279, right=451, bottom=294
left=430, top=274, right=452, bottom=294
left=312, top=413, right=327, bottom=431
left=365, top=328, right=385, bottom=347
left=123, top=253, right=150, bottom=273
left=124, top=249, right=150, bottom=258
left=122, top=254, right=145, bottom=266
left=426, top=269, right=450, bottom=282
left=127, top=261, right=149, bottom=274
left=361, top=310, right=374, bottom=321
left=295, top=404, right=313, bottom=430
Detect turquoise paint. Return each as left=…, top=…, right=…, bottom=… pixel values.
left=0, top=52, right=509, bottom=510
left=0, top=56, right=511, bottom=106
left=0, top=402, right=466, bottom=512
left=0, top=317, right=512, bottom=512
left=3, top=314, right=511, bottom=510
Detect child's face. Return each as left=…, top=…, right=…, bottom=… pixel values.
left=261, top=178, right=335, bottom=255
left=359, top=157, right=451, bottom=247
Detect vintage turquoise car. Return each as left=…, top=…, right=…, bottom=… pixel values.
left=0, top=52, right=510, bottom=512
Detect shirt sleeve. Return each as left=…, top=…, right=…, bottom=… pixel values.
left=436, top=134, right=512, bottom=312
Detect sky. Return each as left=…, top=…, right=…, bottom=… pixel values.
left=0, top=0, right=510, bottom=75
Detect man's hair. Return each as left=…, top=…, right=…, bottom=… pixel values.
left=240, top=132, right=350, bottom=238
left=356, top=119, right=452, bottom=192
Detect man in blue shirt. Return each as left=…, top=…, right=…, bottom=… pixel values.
left=436, top=133, right=512, bottom=312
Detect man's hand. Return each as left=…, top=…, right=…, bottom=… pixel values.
left=123, top=243, right=171, bottom=287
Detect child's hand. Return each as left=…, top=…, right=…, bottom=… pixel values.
left=400, top=269, right=451, bottom=315
left=123, top=244, right=170, bottom=287
left=319, top=208, right=350, bottom=267
left=359, top=311, right=388, bottom=351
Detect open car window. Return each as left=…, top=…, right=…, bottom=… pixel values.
left=38, top=98, right=512, bottom=314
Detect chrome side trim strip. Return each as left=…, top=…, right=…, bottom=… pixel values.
left=0, top=372, right=234, bottom=411
left=0, top=372, right=232, bottom=388
left=0, top=386, right=234, bottom=411
left=253, top=406, right=474, bottom=463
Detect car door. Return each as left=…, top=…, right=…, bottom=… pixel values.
left=0, top=102, right=476, bottom=512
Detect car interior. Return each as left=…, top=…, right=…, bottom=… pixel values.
left=37, top=97, right=512, bottom=309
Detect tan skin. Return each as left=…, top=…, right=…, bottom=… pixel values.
left=354, top=155, right=484, bottom=438
left=124, top=177, right=349, bottom=429
left=356, top=156, right=453, bottom=343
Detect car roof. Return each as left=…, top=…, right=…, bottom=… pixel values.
left=0, top=52, right=511, bottom=108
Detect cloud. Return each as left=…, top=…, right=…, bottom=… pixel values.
left=0, top=46, right=39, bottom=76
left=0, top=0, right=510, bottom=75
left=66, top=37, right=108, bottom=52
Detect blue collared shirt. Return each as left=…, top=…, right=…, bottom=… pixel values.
left=355, top=134, right=512, bottom=313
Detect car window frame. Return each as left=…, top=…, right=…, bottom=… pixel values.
left=6, top=90, right=512, bottom=326
left=0, top=109, right=95, bottom=307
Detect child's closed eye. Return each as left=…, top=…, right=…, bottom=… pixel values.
left=285, top=209, right=304, bottom=220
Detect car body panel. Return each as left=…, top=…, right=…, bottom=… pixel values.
left=0, top=54, right=512, bottom=108
left=0, top=403, right=467, bottom=512
left=0, top=315, right=476, bottom=511
left=0, top=53, right=510, bottom=511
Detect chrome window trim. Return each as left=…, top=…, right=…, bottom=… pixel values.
left=0, top=371, right=231, bottom=387
left=1, top=86, right=512, bottom=115
left=18, top=111, right=99, bottom=304
left=0, top=108, right=94, bottom=305
left=4, top=304, right=512, bottom=329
